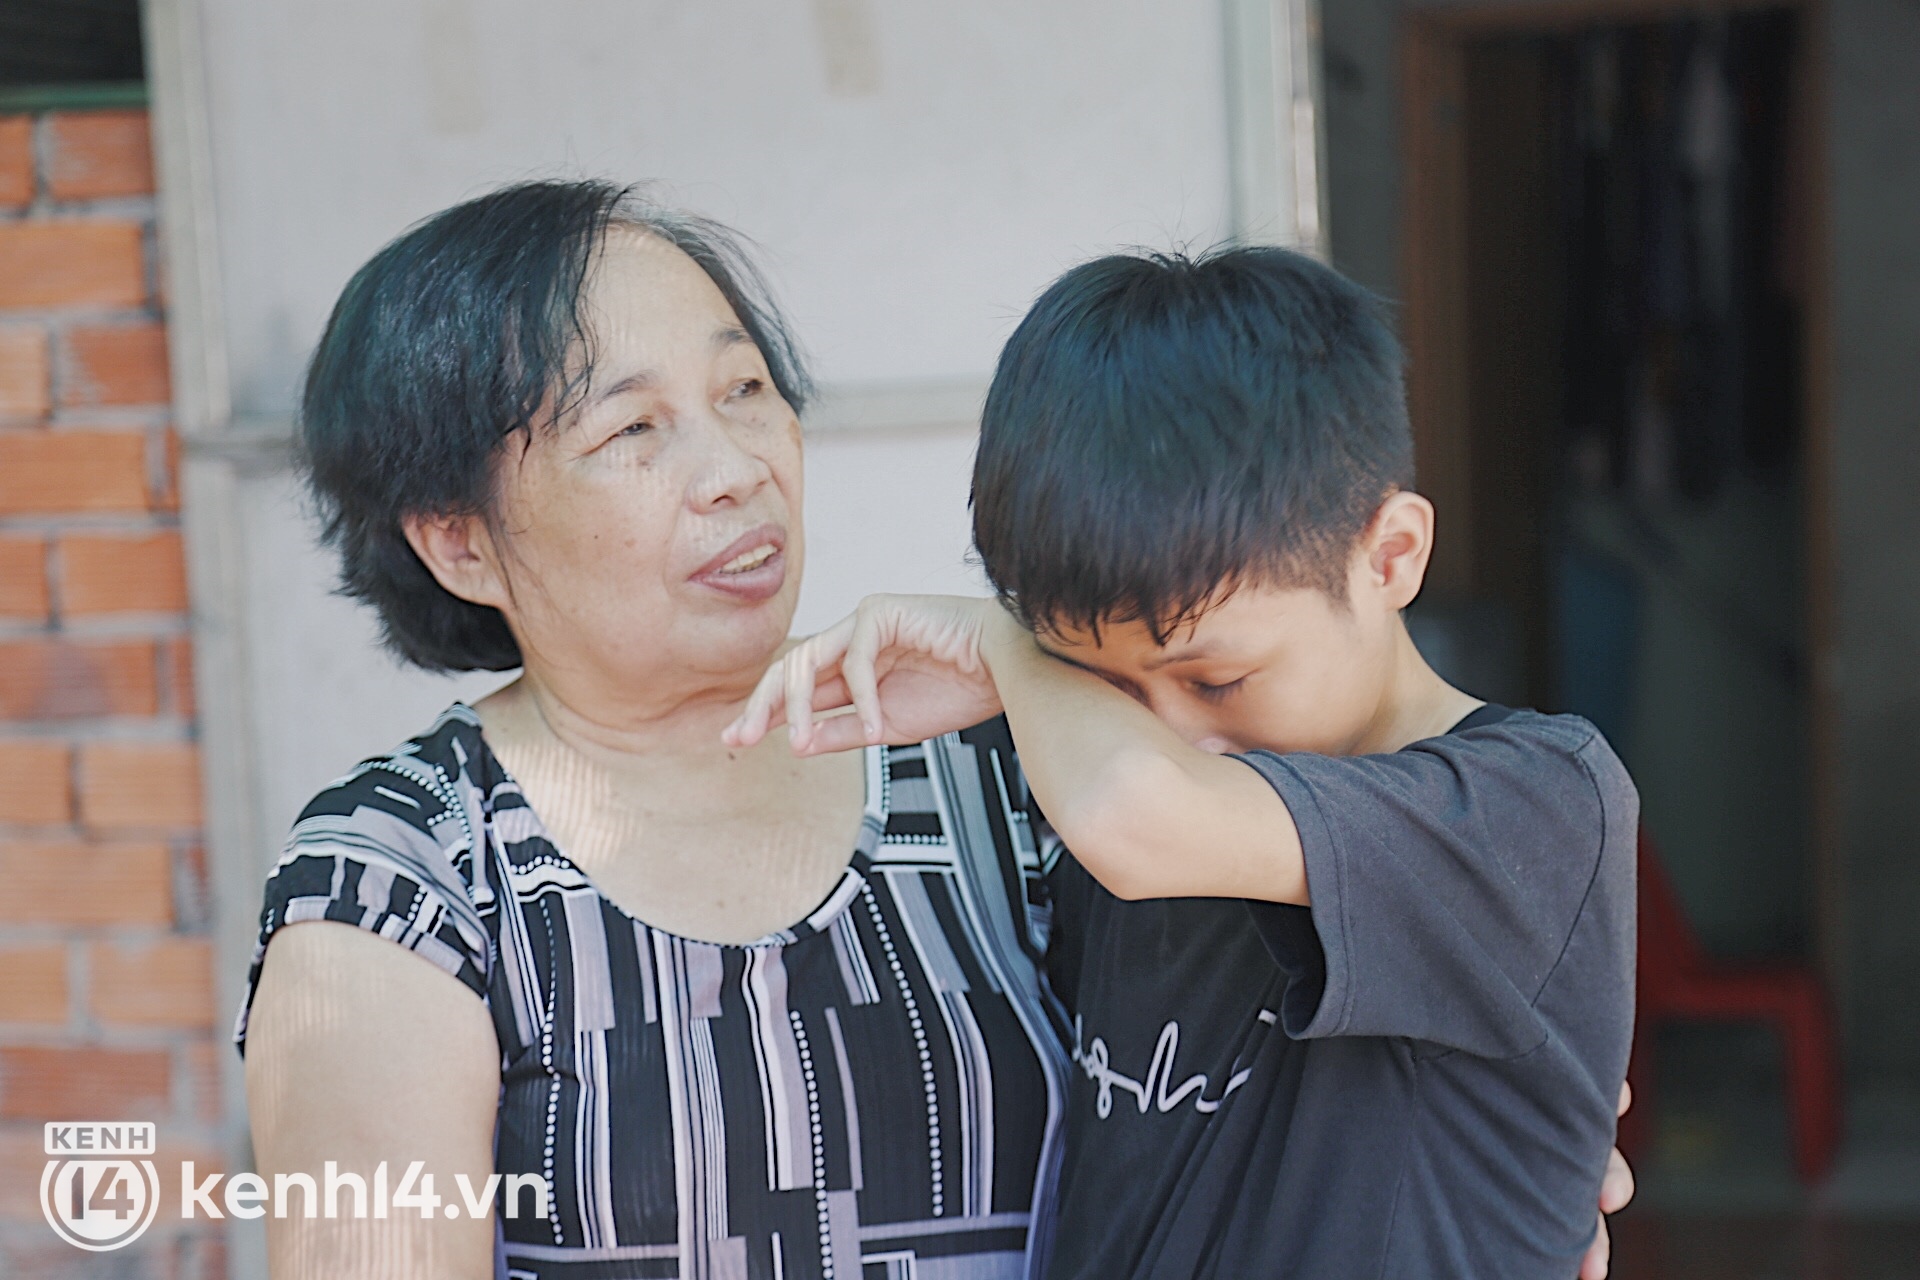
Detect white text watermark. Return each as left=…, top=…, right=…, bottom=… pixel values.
left=41, top=1122, right=552, bottom=1252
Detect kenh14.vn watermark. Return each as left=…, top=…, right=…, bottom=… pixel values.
left=41, top=1121, right=160, bottom=1251
left=42, top=1121, right=552, bottom=1252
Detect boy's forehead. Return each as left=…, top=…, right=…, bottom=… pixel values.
left=1039, top=608, right=1230, bottom=670
left=1040, top=615, right=1172, bottom=661
left=1038, top=582, right=1339, bottom=666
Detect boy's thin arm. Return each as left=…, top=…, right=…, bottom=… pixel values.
left=978, top=608, right=1309, bottom=905
left=721, top=593, right=1308, bottom=904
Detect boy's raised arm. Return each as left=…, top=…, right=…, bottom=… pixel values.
left=974, top=602, right=1311, bottom=904
left=724, top=593, right=1310, bottom=905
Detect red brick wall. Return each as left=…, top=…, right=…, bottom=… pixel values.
left=0, top=107, right=223, bottom=1278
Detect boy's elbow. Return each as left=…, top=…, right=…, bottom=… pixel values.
left=1099, top=866, right=1163, bottom=902
left=1050, top=751, right=1187, bottom=901
left=1057, top=813, right=1163, bottom=901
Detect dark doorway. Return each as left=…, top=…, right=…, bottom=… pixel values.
left=1397, top=0, right=1862, bottom=1233
left=1404, top=3, right=1824, bottom=966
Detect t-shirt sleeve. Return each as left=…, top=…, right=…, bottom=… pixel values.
left=1238, top=714, right=1636, bottom=1059
left=232, top=761, right=492, bottom=1054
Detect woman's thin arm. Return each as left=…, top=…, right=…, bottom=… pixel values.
left=246, top=921, right=501, bottom=1280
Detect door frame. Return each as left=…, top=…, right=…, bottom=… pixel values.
left=1399, top=0, right=1841, bottom=984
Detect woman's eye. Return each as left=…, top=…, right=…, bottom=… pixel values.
left=616, top=420, right=654, bottom=438
left=1193, top=677, right=1247, bottom=702
left=729, top=378, right=765, bottom=400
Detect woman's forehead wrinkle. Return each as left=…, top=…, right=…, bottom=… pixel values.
left=549, top=366, right=654, bottom=441
left=581, top=327, right=750, bottom=414
left=560, top=253, right=763, bottom=443
left=592, top=370, right=659, bottom=406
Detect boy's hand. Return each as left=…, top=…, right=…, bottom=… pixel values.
left=725, top=594, right=1007, bottom=754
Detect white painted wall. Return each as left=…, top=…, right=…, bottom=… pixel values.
left=152, top=5, right=1316, bottom=1271
left=191, top=0, right=1239, bottom=825
left=203, top=0, right=1235, bottom=409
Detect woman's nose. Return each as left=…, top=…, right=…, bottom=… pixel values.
left=687, top=414, right=776, bottom=510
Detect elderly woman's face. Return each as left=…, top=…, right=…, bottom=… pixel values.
left=485, top=230, right=805, bottom=692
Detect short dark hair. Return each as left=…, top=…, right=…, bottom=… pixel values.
left=972, top=245, right=1413, bottom=641
left=300, top=179, right=811, bottom=672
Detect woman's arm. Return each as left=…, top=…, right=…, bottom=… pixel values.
left=245, top=921, right=501, bottom=1280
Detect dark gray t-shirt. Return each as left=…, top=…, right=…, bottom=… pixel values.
left=1042, top=706, right=1637, bottom=1279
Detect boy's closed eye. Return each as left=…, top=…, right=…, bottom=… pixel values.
left=1191, top=675, right=1249, bottom=702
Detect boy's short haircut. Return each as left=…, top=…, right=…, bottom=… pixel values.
left=972, top=245, right=1414, bottom=640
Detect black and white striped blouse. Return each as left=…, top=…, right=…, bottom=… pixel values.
left=235, top=704, right=1066, bottom=1280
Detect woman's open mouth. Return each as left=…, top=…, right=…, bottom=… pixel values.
left=720, top=544, right=776, bottom=574
left=691, top=524, right=788, bottom=602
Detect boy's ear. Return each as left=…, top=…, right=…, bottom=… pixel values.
left=1359, top=490, right=1436, bottom=611
left=402, top=512, right=514, bottom=613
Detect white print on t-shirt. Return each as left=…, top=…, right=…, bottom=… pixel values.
left=1071, top=1011, right=1277, bottom=1119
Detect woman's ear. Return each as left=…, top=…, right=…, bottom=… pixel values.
left=402, top=513, right=513, bottom=612
left=1362, top=490, right=1436, bottom=611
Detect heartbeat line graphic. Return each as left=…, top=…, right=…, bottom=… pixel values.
left=1071, top=1013, right=1276, bottom=1119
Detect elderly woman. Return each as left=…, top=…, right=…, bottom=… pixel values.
left=237, top=181, right=1061, bottom=1279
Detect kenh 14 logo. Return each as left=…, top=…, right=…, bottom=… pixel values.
left=40, top=1121, right=160, bottom=1251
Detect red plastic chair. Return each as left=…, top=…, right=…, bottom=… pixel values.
left=1621, top=828, right=1842, bottom=1183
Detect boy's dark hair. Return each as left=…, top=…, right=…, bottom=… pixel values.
left=972, top=245, right=1413, bottom=641
left=301, top=179, right=810, bottom=673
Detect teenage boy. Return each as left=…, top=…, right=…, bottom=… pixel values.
left=727, top=246, right=1636, bottom=1278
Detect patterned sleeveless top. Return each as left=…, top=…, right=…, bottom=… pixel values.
left=235, top=705, right=1066, bottom=1280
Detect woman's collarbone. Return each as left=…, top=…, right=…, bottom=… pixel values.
left=566, top=780, right=866, bottom=942
left=587, top=825, right=857, bottom=944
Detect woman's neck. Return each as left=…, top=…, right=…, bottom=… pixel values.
left=470, top=654, right=869, bottom=945
left=487, top=653, right=779, bottom=767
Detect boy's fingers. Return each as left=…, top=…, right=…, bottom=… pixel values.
left=796, top=712, right=874, bottom=755
left=784, top=642, right=821, bottom=752
left=1579, top=1214, right=1610, bottom=1280
left=724, top=658, right=784, bottom=746
left=809, top=674, right=856, bottom=714
left=782, top=617, right=857, bottom=752
left=1599, top=1146, right=1634, bottom=1214
left=726, top=670, right=850, bottom=746
left=843, top=613, right=886, bottom=743
left=724, top=618, right=868, bottom=749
